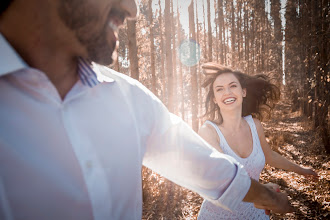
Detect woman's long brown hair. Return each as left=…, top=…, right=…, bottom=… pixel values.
left=202, top=62, right=280, bottom=124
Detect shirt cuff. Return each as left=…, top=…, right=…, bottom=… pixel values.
left=215, top=163, right=251, bottom=211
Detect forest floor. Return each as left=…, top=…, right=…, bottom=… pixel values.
left=142, top=98, right=330, bottom=220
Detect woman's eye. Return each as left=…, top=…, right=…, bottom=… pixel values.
left=216, top=88, right=223, bottom=92
left=230, top=84, right=237, bottom=88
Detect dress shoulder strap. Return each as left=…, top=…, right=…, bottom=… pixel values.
left=244, top=115, right=262, bottom=148
left=204, top=121, right=227, bottom=149
left=243, top=115, right=258, bottom=137
left=205, top=121, right=222, bottom=138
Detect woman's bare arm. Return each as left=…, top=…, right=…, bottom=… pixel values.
left=253, top=118, right=318, bottom=179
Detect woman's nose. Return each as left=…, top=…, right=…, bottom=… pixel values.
left=224, top=87, right=232, bottom=95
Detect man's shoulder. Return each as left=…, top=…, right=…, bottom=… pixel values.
left=94, top=64, right=156, bottom=98
left=94, top=64, right=139, bottom=86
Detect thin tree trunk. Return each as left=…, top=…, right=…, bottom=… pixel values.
left=196, top=0, right=203, bottom=127
left=218, top=0, right=224, bottom=64
left=231, top=0, right=236, bottom=66
left=158, top=0, right=166, bottom=100
left=202, top=0, right=207, bottom=61
left=271, top=0, right=283, bottom=86
left=148, top=0, right=156, bottom=95
left=215, top=0, right=219, bottom=62
left=244, top=2, right=249, bottom=72
left=177, top=0, right=185, bottom=120
left=127, top=19, right=139, bottom=80
left=320, top=0, right=329, bottom=153
left=165, top=0, right=174, bottom=111
left=207, top=0, right=213, bottom=61
left=189, top=1, right=199, bottom=131
left=237, top=0, right=242, bottom=66
left=171, top=0, right=177, bottom=114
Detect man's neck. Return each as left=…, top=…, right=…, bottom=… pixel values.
left=0, top=0, right=85, bottom=99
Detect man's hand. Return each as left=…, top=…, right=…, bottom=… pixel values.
left=254, top=186, right=292, bottom=215
left=260, top=183, right=281, bottom=214
left=243, top=179, right=294, bottom=215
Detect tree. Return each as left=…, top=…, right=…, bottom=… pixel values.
left=207, top=0, right=213, bottom=61
left=270, top=0, right=283, bottom=87
left=165, top=0, right=174, bottom=111
left=158, top=0, right=166, bottom=100
left=127, top=19, right=139, bottom=80
left=189, top=0, right=199, bottom=131
left=148, top=0, right=157, bottom=95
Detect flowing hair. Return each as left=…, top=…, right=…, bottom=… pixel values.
left=202, top=62, right=280, bottom=124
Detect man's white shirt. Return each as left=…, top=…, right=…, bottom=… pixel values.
left=0, top=33, right=251, bottom=220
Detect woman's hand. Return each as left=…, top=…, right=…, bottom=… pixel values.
left=264, top=182, right=281, bottom=192
left=299, top=167, right=319, bottom=180
left=261, top=183, right=281, bottom=215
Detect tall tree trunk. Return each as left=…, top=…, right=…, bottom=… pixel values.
left=189, top=1, right=199, bottom=131
left=260, top=1, right=266, bottom=72
left=320, top=0, right=329, bottom=153
left=251, top=3, right=255, bottom=74
left=214, top=0, right=219, bottom=62
left=196, top=0, right=203, bottom=127
left=271, top=0, right=283, bottom=86
left=158, top=0, right=166, bottom=101
left=202, top=0, right=207, bottom=61
left=171, top=0, right=178, bottom=114
left=127, top=19, right=139, bottom=80
left=218, top=0, right=224, bottom=64
left=207, top=0, right=213, bottom=61
left=237, top=0, right=242, bottom=66
left=148, top=0, right=157, bottom=95
left=177, top=0, right=185, bottom=120
left=231, top=0, right=236, bottom=66
left=165, top=0, right=174, bottom=111
left=244, top=2, right=249, bottom=72
left=312, top=0, right=319, bottom=128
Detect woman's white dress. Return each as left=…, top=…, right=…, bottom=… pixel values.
left=198, top=115, right=269, bottom=220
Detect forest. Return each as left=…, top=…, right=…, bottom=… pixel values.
left=114, top=0, right=329, bottom=219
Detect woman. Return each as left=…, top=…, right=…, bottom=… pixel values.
left=197, top=63, right=318, bottom=220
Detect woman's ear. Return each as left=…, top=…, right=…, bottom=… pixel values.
left=213, top=97, right=217, bottom=104
left=242, top=88, right=247, bottom=97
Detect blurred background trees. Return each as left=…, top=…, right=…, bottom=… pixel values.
left=112, top=0, right=329, bottom=217
left=112, top=0, right=329, bottom=218
left=115, top=0, right=328, bottom=153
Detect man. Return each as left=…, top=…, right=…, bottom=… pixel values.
left=0, top=0, right=292, bottom=219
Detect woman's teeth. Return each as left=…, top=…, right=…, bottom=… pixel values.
left=223, top=98, right=236, bottom=104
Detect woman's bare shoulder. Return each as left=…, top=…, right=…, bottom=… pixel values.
left=252, top=117, right=263, bottom=131
left=198, top=122, right=222, bottom=152
left=199, top=122, right=217, bottom=137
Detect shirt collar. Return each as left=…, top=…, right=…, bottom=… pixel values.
left=77, top=57, right=101, bottom=88
left=0, top=32, right=114, bottom=87
left=0, top=33, right=28, bottom=77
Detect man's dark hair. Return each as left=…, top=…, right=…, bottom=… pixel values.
left=0, top=0, right=13, bottom=15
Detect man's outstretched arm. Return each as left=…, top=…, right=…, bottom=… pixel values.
left=243, top=179, right=294, bottom=214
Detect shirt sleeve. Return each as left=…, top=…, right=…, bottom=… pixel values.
left=142, top=98, right=251, bottom=211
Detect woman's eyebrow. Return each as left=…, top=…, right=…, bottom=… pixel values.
left=215, top=81, right=237, bottom=88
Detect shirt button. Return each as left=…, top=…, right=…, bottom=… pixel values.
left=86, top=160, right=93, bottom=169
